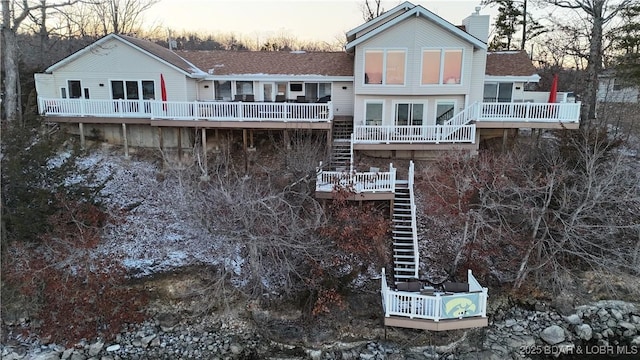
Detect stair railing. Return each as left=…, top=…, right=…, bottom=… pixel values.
left=407, top=161, right=419, bottom=279
left=349, top=132, right=355, bottom=174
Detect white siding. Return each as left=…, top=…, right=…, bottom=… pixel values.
left=352, top=15, right=487, bottom=124
left=332, top=81, right=354, bottom=116
left=354, top=94, right=465, bottom=126
left=597, top=78, right=639, bottom=103
left=353, top=17, right=476, bottom=97
left=43, top=38, right=191, bottom=102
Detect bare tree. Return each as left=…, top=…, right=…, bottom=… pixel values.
left=90, top=0, right=159, bottom=35
left=537, top=0, right=638, bottom=125
left=419, top=131, right=640, bottom=292
left=361, top=0, right=384, bottom=21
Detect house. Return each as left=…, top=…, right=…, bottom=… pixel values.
left=34, top=1, right=580, bottom=331
left=597, top=70, right=640, bottom=103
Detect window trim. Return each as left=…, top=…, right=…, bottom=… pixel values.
left=391, top=99, right=427, bottom=126
left=364, top=100, right=384, bottom=126
left=434, top=100, right=457, bottom=125
left=420, top=47, right=464, bottom=86
left=363, top=48, right=407, bottom=86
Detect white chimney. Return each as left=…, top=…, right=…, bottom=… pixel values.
left=462, top=8, right=490, bottom=42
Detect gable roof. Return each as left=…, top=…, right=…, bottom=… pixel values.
left=346, top=1, right=415, bottom=42
left=44, top=33, right=205, bottom=77
left=345, top=3, right=487, bottom=51
left=176, top=50, right=354, bottom=77
left=485, top=51, right=539, bottom=81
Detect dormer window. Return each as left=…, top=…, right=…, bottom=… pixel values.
left=421, top=49, right=463, bottom=85
left=364, top=49, right=406, bottom=85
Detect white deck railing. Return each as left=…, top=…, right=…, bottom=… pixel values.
left=381, top=268, right=488, bottom=321
left=38, top=98, right=333, bottom=122
left=316, top=163, right=396, bottom=193
left=407, top=161, right=419, bottom=279
left=478, top=102, right=581, bottom=123
left=353, top=125, right=476, bottom=144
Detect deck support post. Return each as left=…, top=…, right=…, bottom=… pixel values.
left=158, top=127, right=164, bottom=152
left=214, top=129, right=220, bottom=152
left=502, top=129, right=508, bottom=152
left=200, top=128, right=209, bottom=181
left=248, top=129, right=255, bottom=151
left=79, top=123, right=86, bottom=149
left=243, top=129, right=249, bottom=173
left=177, top=128, right=183, bottom=160
left=122, top=123, right=129, bottom=158
left=283, top=130, right=290, bottom=150
left=326, top=128, right=332, bottom=159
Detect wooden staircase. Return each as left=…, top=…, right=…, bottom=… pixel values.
left=329, top=118, right=354, bottom=171
left=392, top=178, right=418, bottom=282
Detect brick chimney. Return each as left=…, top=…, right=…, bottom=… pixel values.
left=462, top=6, right=490, bottom=43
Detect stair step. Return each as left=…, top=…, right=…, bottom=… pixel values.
left=394, top=261, right=416, bottom=266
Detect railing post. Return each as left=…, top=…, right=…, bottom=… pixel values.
left=434, top=293, right=441, bottom=322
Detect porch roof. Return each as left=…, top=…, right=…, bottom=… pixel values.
left=176, top=50, right=354, bottom=77
left=486, top=51, right=538, bottom=78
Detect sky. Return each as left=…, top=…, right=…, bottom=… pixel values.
left=144, top=0, right=496, bottom=44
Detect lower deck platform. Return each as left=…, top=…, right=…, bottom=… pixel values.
left=384, top=315, right=488, bottom=331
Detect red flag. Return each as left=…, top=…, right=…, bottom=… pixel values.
left=160, top=74, right=168, bottom=111
left=548, top=73, right=558, bottom=103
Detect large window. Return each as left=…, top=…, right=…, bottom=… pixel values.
left=421, top=49, right=463, bottom=85
left=365, top=101, right=383, bottom=125
left=215, top=80, right=232, bottom=100
left=435, top=101, right=455, bottom=125
left=68, top=80, right=82, bottom=98
left=364, top=49, right=406, bottom=85
left=484, top=83, right=513, bottom=102
left=395, top=103, right=424, bottom=126
left=236, top=81, right=254, bottom=96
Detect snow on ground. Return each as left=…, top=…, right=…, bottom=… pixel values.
left=71, top=149, right=230, bottom=277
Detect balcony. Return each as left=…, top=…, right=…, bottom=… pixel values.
left=381, top=268, right=489, bottom=331
left=476, top=102, right=581, bottom=129
left=315, top=163, right=397, bottom=200
left=38, top=98, right=333, bottom=125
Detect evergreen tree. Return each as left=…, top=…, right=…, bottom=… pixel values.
left=610, top=5, right=640, bottom=84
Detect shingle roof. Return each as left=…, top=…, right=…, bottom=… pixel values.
left=175, top=50, right=354, bottom=77
left=116, top=34, right=204, bottom=75
left=485, top=50, right=537, bottom=77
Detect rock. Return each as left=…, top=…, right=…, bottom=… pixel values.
left=611, top=309, right=623, bottom=320
left=564, top=314, right=582, bottom=325
left=88, top=341, right=104, bottom=357
left=307, top=349, right=322, bottom=360
left=150, top=337, right=161, bottom=347
left=631, top=336, right=640, bottom=345
left=141, top=334, right=156, bottom=348
left=619, top=322, right=636, bottom=331
left=105, top=345, right=120, bottom=352
left=504, top=319, right=517, bottom=327
left=576, top=324, right=593, bottom=341
left=229, top=344, right=242, bottom=355
left=32, top=352, right=61, bottom=360
left=541, top=325, right=566, bottom=345
left=61, top=349, right=74, bottom=360
left=70, top=352, right=86, bottom=360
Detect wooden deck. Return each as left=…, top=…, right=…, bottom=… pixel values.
left=385, top=315, right=488, bottom=331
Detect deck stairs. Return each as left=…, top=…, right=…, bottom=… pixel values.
left=391, top=162, right=419, bottom=283
left=329, top=118, right=354, bottom=171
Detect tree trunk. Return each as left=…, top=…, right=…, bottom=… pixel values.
left=583, top=1, right=604, bottom=126
left=1, top=0, right=21, bottom=124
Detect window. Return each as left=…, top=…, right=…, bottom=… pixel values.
left=214, top=80, right=232, bottom=100
left=289, top=83, right=303, bottom=92
left=395, top=103, right=424, bottom=126
left=68, top=80, right=82, bottom=98
left=236, top=81, right=253, bottom=95
left=421, top=49, right=463, bottom=85
left=613, top=79, right=622, bottom=91
left=364, top=49, right=406, bottom=85
left=365, top=102, right=383, bottom=125
left=483, top=83, right=512, bottom=102
left=435, top=101, right=455, bottom=125
left=305, top=82, right=331, bottom=101
left=142, top=80, right=155, bottom=100
left=60, top=88, right=67, bottom=99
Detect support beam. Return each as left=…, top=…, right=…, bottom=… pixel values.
left=158, top=127, right=163, bottom=152
left=248, top=129, right=255, bottom=151
left=284, top=129, right=290, bottom=150
left=177, top=128, right=183, bottom=160
left=502, top=129, right=508, bottom=152
left=243, top=129, right=248, bottom=173
left=122, top=123, right=129, bottom=158
left=79, top=123, right=86, bottom=149
left=326, top=128, right=332, bottom=159
left=201, top=128, right=210, bottom=181
left=214, top=128, right=220, bottom=152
